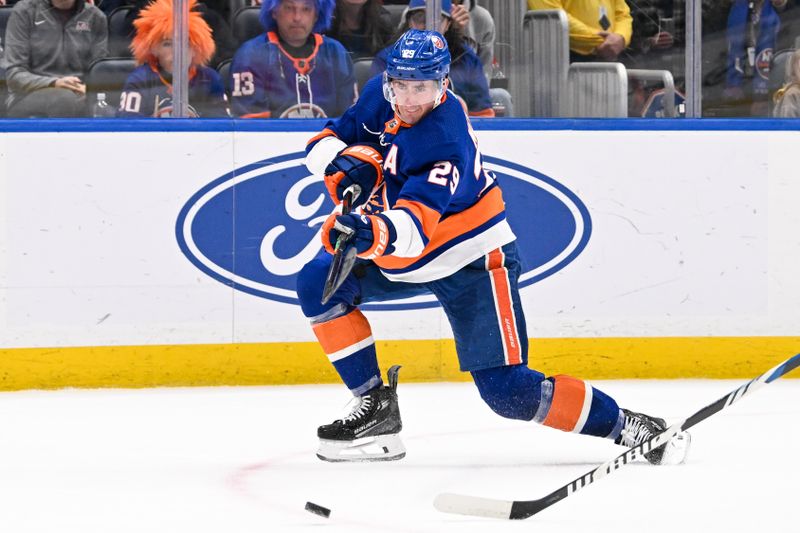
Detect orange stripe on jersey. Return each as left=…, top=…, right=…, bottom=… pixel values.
left=307, top=127, right=338, bottom=147
left=241, top=111, right=272, bottom=119
left=469, top=108, right=496, bottom=118
left=487, top=248, right=521, bottom=364
left=394, top=199, right=441, bottom=240
left=542, top=375, right=587, bottom=432
left=374, top=186, right=505, bottom=270
left=384, top=116, right=412, bottom=135
left=311, top=309, right=372, bottom=359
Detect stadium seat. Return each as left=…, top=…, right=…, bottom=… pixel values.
left=769, top=48, right=796, bottom=94
left=769, top=48, right=796, bottom=116
left=565, top=62, right=628, bottom=117
left=353, top=57, right=374, bottom=93
left=228, top=0, right=249, bottom=24
left=216, top=58, right=232, bottom=98
left=107, top=5, right=134, bottom=58
left=232, top=6, right=263, bottom=46
left=85, top=57, right=137, bottom=116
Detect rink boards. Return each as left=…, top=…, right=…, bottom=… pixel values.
left=0, top=119, right=798, bottom=389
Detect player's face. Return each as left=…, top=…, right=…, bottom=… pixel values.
left=390, top=79, right=442, bottom=124
left=153, top=38, right=174, bottom=73
left=274, top=0, right=318, bottom=47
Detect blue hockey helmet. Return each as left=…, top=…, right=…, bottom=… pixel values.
left=385, top=29, right=451, bottom=81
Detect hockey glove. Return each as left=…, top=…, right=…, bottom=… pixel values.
left=321, top=212, right=396, bottom=260
left=324, top=144, right=384, bottom=208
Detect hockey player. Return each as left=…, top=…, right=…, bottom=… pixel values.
left=119, top=0, right=229, bottom=118
left=229, top=0, right=356, bottom=118
left=299, top=29, right=690, bottom=464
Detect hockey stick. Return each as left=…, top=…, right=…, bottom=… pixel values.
left=321, top=184, right=361, bottom=305
left=434, top=352, right=800, bottom=520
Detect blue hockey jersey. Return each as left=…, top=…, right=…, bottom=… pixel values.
left=306, top=75, right=514, bottom=282
left=117, top=63, right=229, bottom=118
left=230, top=32, right=356, bottom=118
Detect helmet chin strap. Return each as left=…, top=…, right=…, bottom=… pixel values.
left=432, top=77, right=448, bottom=108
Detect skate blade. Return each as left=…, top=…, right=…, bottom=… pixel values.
left=659, top=431, right=692, bottom=465
left=317, top=434, right=406, bottom=463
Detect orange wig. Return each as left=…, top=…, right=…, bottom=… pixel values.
left=130, top=0, right=216, bottom=67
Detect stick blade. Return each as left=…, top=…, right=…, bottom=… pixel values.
left=321, top=244, right=357, bottom=305
left=433, top=493, right=513, bottom=519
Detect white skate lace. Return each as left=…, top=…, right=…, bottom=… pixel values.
left=340, top=396, right=373, bottom=423
left=620, top=415, right=654, bottom=447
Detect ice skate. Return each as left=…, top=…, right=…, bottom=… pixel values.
left=615, top=409, right=691, bottom=465
left=317, top=365, right=405, bottom=462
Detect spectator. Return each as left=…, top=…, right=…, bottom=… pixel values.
left=724, top=0, right=786, bottom=116
left=118, top=0, right=229, bottom=117
left=327, top=0, right=394, bottom=59
left=626, top=0, right=681, bottom=65
left=773, top=48, right=800, bottom=117
left=452, top=0, right=495, bottom=80
left=528, top=0, right=632, bottom=62
left=4, top=0, right=107, bottom=117
left=372, top=0, right=498, bottom=116
left=229, top=0, right=356, bottom=118
left=124, top=0, right=237, bottom=68
left=623, top=0, right=684, bottom=117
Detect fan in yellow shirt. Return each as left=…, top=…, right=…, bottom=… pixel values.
left=528, top=0, right=632, bottom=60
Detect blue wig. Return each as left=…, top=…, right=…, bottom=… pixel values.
left=259, top=0, right=335, bottom=35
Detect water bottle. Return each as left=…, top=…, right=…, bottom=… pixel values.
left=91, top=92, right=115, bottom=118
left=489, top=58, right=508, bottom=90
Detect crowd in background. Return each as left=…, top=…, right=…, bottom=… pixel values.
left=0, top=0, right=797, bottom=118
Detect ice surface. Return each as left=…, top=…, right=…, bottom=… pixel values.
left=0, top=379, right=797, bottom=532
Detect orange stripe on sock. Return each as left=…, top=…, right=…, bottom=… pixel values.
left=487, top=248, right=521, bottom=365
left=542, top=375, right=587, bottom=432
left=311, top=309, right=372, bottom=356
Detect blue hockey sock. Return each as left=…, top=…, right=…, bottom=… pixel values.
left=472, top=365, right=623, bottom=438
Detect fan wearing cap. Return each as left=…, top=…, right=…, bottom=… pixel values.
left=295, top=30, right=690, bottom=467
left=119, top=0, right=229, bottom=117
left=371, top=0, right=495, bottom=117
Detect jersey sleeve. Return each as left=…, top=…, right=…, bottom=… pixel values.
left=457, top=48, right=494, bottom=117
left=305, top=76, right=388, bottom=173
left=370, top=48, right=389, bottom=79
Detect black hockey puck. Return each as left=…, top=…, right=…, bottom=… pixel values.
left=305, top=501, right=331, bottom=518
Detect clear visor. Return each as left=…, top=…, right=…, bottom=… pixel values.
left=382, top=72, right=446, bottom=108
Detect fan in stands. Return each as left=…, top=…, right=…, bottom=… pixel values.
left=118, top=0, right=230, bottom=117
left=228, top=0, right=356, bottom=119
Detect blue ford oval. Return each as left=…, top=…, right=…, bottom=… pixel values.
left=176, top=152, right=591, bottom=310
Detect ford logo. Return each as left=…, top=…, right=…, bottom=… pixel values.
left=176, top=152, right=591, bottom=310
